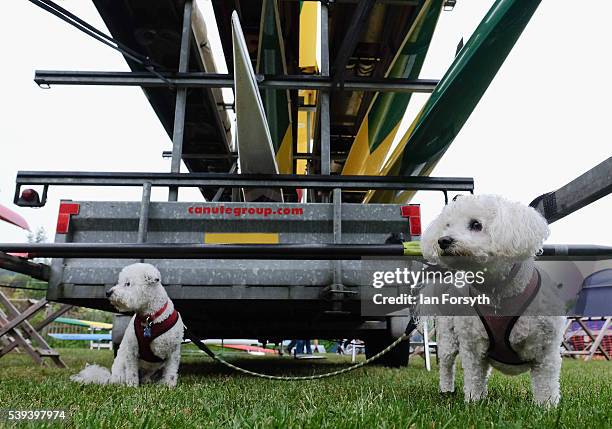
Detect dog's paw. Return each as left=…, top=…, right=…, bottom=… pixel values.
left=109, top=372, right=139, bottom=387
left=534, top=395, right=560, bottom=408
left=161, top=374, right=178, bottom=388
left=464, top=394, right=487, bottom=403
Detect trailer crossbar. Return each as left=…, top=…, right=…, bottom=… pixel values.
left=14, top=171, right=474, bottom=206
left=34, top=71, right=439, bottom=93
left=16, top=171, right=473, bottom=190
left=0, top=243, right=609, bottom=261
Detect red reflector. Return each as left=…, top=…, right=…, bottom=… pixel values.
left=59, top=203, right=80, bottom=215
left=409, top=217, right=421, bottom=236
left=401, top=205, right=421, bottom=236
left=400, top=205, right=420, bottom=218
left=56, top=202, right=80, bottom=234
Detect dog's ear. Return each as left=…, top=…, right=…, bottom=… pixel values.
left=421, top=213, right=445, bottom=264
left=488, top=197, right=550, bottom=258
left=142, top=265, right=162, bottom=286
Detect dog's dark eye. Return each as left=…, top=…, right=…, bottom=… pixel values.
left=469, top=220, right=482, bottom=231
left=125, top=282, right=130, bottom=287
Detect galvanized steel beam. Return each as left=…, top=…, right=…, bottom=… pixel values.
left=0, top=243, right=610, bottom=260
left=15, top=171, right=474, bottom=192
left=169, top=0, right=193, bottom=201
left=34, top=71, right=439, bottom=93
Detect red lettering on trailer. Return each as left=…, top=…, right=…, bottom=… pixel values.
left=187, top=206, right=304, bottom=218
left=56, top=202, right=80, bottom=234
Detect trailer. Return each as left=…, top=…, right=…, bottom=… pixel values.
left=10, top=171, right=471, bottom=366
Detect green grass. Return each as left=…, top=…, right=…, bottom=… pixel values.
left=0, top=348, right=611, bottom=428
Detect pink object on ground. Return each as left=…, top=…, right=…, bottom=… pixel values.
left=222, top=344, right=278, bottom=354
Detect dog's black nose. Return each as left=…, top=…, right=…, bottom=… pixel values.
left=105, top=289, right=113, bottom=298
left=438, top=236, right=455, bottom=250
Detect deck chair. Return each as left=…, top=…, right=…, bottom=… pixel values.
left=562, top=316, right=612, bottom=361
left=0, top=291, right=71, bottom=367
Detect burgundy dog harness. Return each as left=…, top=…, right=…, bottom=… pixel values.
left=472, top=269, right=541, bottom=365
left=134, top=301, right=179, bottom=363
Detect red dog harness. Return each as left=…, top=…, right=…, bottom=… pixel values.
left=472, top=269, right=540, bottom=365
left=134, top=301, right=180, bottom=363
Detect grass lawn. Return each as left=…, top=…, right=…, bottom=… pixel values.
left=0, top=347, right=611, bottom=428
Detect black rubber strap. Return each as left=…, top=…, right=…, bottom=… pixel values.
left=28, top=0, right=172, bottom=86
left=184, top=328, right=217, bottom=360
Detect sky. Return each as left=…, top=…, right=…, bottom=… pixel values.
left=0, top=0, right=610, bottom=246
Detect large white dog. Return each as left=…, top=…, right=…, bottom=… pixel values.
left=71, top=263, right=184, bottom=387
left=421, top=194, right=564, bottom=407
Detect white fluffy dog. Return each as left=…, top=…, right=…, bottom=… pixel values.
left=71, top=263, right=184, bottom=387
left=421, top=194, right=564, bottom=407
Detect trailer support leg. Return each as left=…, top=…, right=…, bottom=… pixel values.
left=331, top=188, right=345, bottom=311
left=319, top=1, right=331, bottom=191
left=137, top=182, right=152, bottom=262
left=169, top=0, right=193, bottom=202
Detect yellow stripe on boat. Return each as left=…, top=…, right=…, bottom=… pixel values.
left=342, top=0, right=443, bottom=176
left=299, top=1, right=319, bottom=72
left=78, top=320, right=113, bottom=330
left=296, top=90, right=317, bottom=176
left=365, top=0, right=543, bottom=204
left=276, top=127, right=294, bottom=174
left=363, top=106, right=426, bottom=203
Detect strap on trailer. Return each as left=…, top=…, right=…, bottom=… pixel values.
left=530, top=156, right=612, bottom=224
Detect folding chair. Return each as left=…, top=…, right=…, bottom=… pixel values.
left=0, top=291, right=71, bottom=368
left=562, top=316, right=612, bottom=361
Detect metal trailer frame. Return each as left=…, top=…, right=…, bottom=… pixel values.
left=3, top=1, right=463, bottom=365
left=9, top=170, right=475, bottom=317
left=8, top=172, right=476, bottom=347
left=31, top=0, right=441, bottom=204
left=34, top=71, right=439, bottom=93
left=7, top=0, right=611, bottom=362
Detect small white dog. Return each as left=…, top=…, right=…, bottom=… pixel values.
left=421, top=194, right=564, bottom=407
left=71, top=263, right=184, bottom=387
